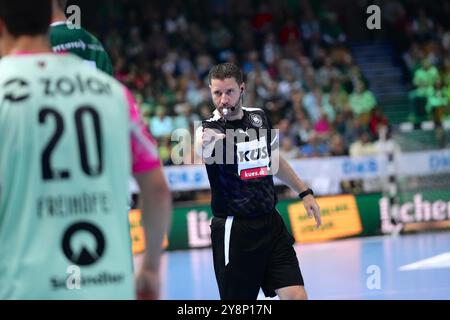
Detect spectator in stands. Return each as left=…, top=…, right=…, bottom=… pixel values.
left=411, top=8, right=434, bottom=43
left=349, top=130, right=377, bottom=157
left=277, top=118, right=296, bottom=143
left=333, top=111, right=348, bottom=137
left=426, top=79, right=449, bottom=125
left=326, top=79, right=348, bottom=114
left=150, top=106, right=174, bottom=139
left=158, top=137, right=173, bottom=166
left=186, top=76, right=209, bottom=108
left=402, top=42, right=424, bottom=77
left=280, top=137, right=301, bottom=160
left=349, top=81, right=377, bottom=124
left=369, top=107, right=389, bottom=139
left=320, top=10, right=346, bottom=44
left=410, top=58, right=439, bottom=121
left=441, top=58, right=450, bottom=88
left=173, top=103, right=191, bottom=131
left=329, top=134, right=348, bottom=156
left=413, top=58, right=439, bottom=95
left=81, top=0, right=406, bottom=167
left=292, top=113, right=313, bottom=146
left=316, top=57, right=341, bottom=91
left=314, top=112, right=331, bottom=137
left=300, top=132, right=330, bottom=158
left=303, top=86, right=324, bottom=124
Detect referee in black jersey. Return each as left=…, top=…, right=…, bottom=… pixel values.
left=195, top=63, right=321, bottom=300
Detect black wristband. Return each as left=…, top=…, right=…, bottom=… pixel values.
left=299, top=188, right=314, bottom=199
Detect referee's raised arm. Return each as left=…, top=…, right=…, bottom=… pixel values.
left=194, top=124, right=226, bottom=160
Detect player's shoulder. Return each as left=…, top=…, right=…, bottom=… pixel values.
left=50, top=22, right=104, bottom=49
left=88, top=66, right=127, bottom=96
left=204, top=110, right=222, bottom=123
left=76, top=25, right=107, bottom=51
left=58, top=54, right=125, bottom=96
left=0, top=54, right=68, bottom=80
left=0, top=56, right=15, bottom=75
left=201, top=110, right=223, bottom=129
left=243, top=106, right=267, bottom=118
left=76, top=26, right=106, bottom=49
left=50, top=22, right=79, bottom=42
left=242, top=107, right=264, bottom=113
left=50, top=22, right=88, bottom=37
left=243, top=107, right=271, bottom=127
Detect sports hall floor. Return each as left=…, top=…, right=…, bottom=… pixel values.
left=134, top=230, right=450, bottom=300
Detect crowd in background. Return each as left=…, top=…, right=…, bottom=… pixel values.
left=385, top=0, right=450, bottom=124
left=83, top=0, right=449, bottom=166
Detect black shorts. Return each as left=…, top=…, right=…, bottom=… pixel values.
left=210, top=211, right=304, bottom=300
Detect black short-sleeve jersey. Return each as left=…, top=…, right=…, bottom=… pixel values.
left=201, top=107, right=278, bottom=218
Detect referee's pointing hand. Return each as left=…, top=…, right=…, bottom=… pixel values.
left=202, top=128, right=226, bottom=147
left=303, top=195, right=322, bottom=228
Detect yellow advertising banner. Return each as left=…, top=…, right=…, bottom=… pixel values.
left=129, top=209, right=168, bottom=254
left=288, top=194, right=362, bottom=243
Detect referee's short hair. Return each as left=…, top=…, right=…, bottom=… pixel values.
left=0, top=0, right=51, bottom=37
left=208, top=63, right=244, bottom=86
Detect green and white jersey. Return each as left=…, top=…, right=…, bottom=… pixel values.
left=0, top=53, right=159, bottom=299
left=50, top=21, right=114, bottom=76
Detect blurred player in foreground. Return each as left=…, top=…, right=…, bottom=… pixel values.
left=0, top=0, right=171, bottom=299
left=50, top=0, right=113, bottom=75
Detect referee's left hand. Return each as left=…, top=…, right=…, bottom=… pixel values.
left=303, top=195, right=322, bottom=228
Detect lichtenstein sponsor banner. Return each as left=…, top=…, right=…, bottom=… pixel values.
left=186, top=209, right=213, bottom=248
left=129, top=195, right=381, bottom=252
left=287, top=195, right=363, bottom=243
left=129, top=191, right=450, bottom=252
left=380, top=192, right=450, bottom=234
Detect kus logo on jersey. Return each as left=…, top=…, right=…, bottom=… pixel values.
left=236, top=136, right=270, bottom=180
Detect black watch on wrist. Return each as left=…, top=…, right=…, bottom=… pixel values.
left=298, top=188, right=314, bottom=199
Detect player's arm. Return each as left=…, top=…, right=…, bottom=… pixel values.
left=275, top=155, right=309, bottom=193
left=134, top=168, right=171, bottom=299
left=275, top=153, right=322, bottom=228
left=125, top=88, right=172, bottom=299
left=264, top=110, right=321, bottom=227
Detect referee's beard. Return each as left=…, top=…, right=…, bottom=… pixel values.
left=217, top=93, right=244, bottom=121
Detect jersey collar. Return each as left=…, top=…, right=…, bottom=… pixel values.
left=50, top=21, right=67, bottom=27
